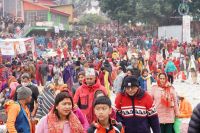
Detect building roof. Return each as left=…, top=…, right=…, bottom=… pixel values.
left=23, top=0, right=70, bottom=16
left=50, top=4, right=75, bottom=8
left=36, top=0, right=56, bottom=6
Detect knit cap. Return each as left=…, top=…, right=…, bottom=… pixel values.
left=123, top=76, right=139, bottom=88
left=85, top=68, right=96, bottom=77
left=17, top=86, right=32, bottom=100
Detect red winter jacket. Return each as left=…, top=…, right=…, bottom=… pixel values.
left=73, top=78, right=107, bottom=124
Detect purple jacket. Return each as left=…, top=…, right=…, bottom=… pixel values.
left=73, top=108, right=89, bottom=131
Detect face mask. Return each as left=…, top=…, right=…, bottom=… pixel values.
left=21, top=82, right=29, bottom=87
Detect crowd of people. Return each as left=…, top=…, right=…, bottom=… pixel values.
left=0, top=23, right=200, bottom=133
left=0, top=15, right=25, bottom=39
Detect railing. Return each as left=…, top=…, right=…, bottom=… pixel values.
left=15, top=24, right=32, bottom=38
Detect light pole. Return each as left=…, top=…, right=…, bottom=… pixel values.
left=2, top=0, right=4, bottom=17
left=178, top=0, right=190, bottom=43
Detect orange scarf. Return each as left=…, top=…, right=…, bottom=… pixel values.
left=47, top=109, right=84, bottom=133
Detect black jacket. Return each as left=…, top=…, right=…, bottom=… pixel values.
left=188, top=103, right=200, bottom=133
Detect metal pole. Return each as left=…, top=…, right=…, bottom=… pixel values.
left=182, top=0, right=184, bottom=43
left=2, top=0, right=4, bottom=17
left=182, top=16, right=184, bottom=43
left=16, top=0, right=17, bottom=17
left=21, top=0, right=24, bottom=21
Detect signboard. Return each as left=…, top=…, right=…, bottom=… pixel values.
left=182, top=15, right=191, bottom=43
left=36, top=21, right=54, bottom=27
left=54, top=26, right=59, bottom=33
left=0, top=37, right=34, bottom=56
left=0, top=42, right=15, bottom=55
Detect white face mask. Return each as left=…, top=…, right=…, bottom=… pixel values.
left=21, top=82, right=29, bottom=87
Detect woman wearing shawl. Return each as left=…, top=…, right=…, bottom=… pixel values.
left=151, top=73, right=179, bottom=133
left=36, top=92, right=85, bottom=133
left=138, top=68, right=155, bottom=93
left=99, top=67, right=113, bottom=97
left=63, top=62, right=73, bottom=91
left=188, top=55, right=198, bottom=84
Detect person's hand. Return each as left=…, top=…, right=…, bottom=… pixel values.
left=34, top=102, right=38, bottom=109
left=73, top=104, right=78, bottom=109
left=31, top=118, right=39, bottom=125
left=55, top=90, right=60, bottom=96
left=175, top=114, right=181, bottom=118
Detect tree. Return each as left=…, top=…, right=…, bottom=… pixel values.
left=188, top=0, right=200, bottom=20
left=78, top=14, right=109, bottom=26
left=99, top=0, right=136, bottom=24
left=98, top=0, right=200, bottom=26
left=135, top=0, right=181, bottom=25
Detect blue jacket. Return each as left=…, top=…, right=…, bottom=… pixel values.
left=15, top=103, right=31, bottom=133
left=138, top=76, right=155, bottom=91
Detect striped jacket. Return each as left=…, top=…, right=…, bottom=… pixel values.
left=35, top=88, right=55, bottom=119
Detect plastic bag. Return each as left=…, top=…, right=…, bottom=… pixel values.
left=174, top=118, right=182, bottom=133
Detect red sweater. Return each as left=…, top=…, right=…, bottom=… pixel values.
left=115, top=89, right=160, bottom=133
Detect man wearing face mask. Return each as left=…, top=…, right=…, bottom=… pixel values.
left=14, top=73, right=39, bottom=117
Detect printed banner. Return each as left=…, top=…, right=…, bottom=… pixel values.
left=15, top=41, right=27, bottom=54
left=0, top=42, right=15, bottom=55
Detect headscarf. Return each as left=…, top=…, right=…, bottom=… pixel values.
left=47, top=109, right=84, bottom=133
left=157, top=73, right=174, bottom=107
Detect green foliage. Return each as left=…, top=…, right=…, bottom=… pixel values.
left=188, top=0, right=200, bottom=20
left=98, top=0, right=200, bottom=26
left=99, top=0, right=136, bottom=24
left=78, top=14, right=109, bottom=26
